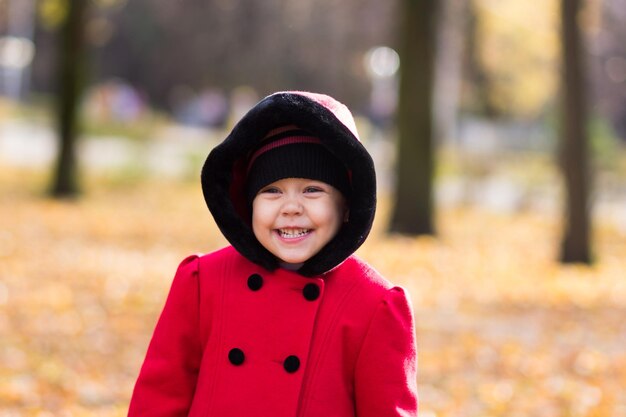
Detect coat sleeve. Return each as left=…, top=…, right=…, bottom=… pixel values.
left=128, top=255, right=203, bottom=417
left=354, top=286, right=418, bottom=417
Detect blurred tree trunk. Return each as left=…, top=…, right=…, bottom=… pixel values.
left=433, top=0, right=467, bottom=144
left=389, top=0, right=438, bottom=235
left=50, top=0, right=89, bottom=198
left=559, top=0, right=592, bottom=263
left=464, top=0, right=499, bottom=117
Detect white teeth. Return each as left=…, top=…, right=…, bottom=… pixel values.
left=278, top=229, right=310, bottom=238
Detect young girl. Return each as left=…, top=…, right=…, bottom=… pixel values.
left=128, top=91, right=418, bottom=416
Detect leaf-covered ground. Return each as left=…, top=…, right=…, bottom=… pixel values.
left=1, top=168, right=625, bottom=417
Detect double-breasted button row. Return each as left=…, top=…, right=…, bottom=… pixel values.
left=247, top=274, right=320, bottom=301
left=228, top=348, right=300, bottom=373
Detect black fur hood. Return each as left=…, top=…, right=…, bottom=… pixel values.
left=201, top=91, right=376, bottom=277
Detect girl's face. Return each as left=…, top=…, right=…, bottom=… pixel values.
left=252, top=177, right=348, bottom=268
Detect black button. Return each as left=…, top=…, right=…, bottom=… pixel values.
left=247, top=274, right=263, bottom=291
left=283, top=355, right=300, bottom=373
left=228, top=348, right=245, bottom=365
left=303, top=283, right=320, bottom=301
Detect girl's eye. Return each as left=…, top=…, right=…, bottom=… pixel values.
left=304, top=186, right=324, bottom=193
left=259, top=187, right=280, bottom=194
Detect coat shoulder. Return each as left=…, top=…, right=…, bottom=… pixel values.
left=198, top=242, right=255, bottom=269
left=328, top=256, right=405, bottom=316
left=173, top=246, right=245, bottom=278
left=197, top=245, right=244, bottom=266
left=336, top=255, right=395, bottom=293
left=195, top=245, right=257, bottom=282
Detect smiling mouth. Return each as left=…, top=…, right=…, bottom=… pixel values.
left=277, top=228, right=311, bottom=238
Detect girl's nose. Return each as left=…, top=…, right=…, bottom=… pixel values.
left=281, top=194, right=303, bottom=215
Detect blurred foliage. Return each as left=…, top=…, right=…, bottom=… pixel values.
left=590, top=115, right=623, bottom=170
left=1, top=165, right=626, bottom=416
left=31, top=0, right=396, bottom=110
left=25, top=0, right=626, bottom=138
left=2, top=94, right=170, bottom=142
left=38, top=0, right=67, bottom=29
left=472, top=0, right=560, bottom=118
left=81, top=111, right=168, bottom=142
left=38, top=0, right=127, bottom=29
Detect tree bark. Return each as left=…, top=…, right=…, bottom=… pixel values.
left=433, top=0, right=466, bottom=144
left=464, top=0, right=499, bottom=117
left=559, top=0, right=592, bottom=263
left=389, top=0, right=438, bottom=235
left=50, top=0, right=88, bottom=198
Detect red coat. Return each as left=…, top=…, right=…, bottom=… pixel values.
left=128, top=246, right=418, bottom=416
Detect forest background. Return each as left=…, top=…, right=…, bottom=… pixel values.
left=1, top=0, right=626, bottom=416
